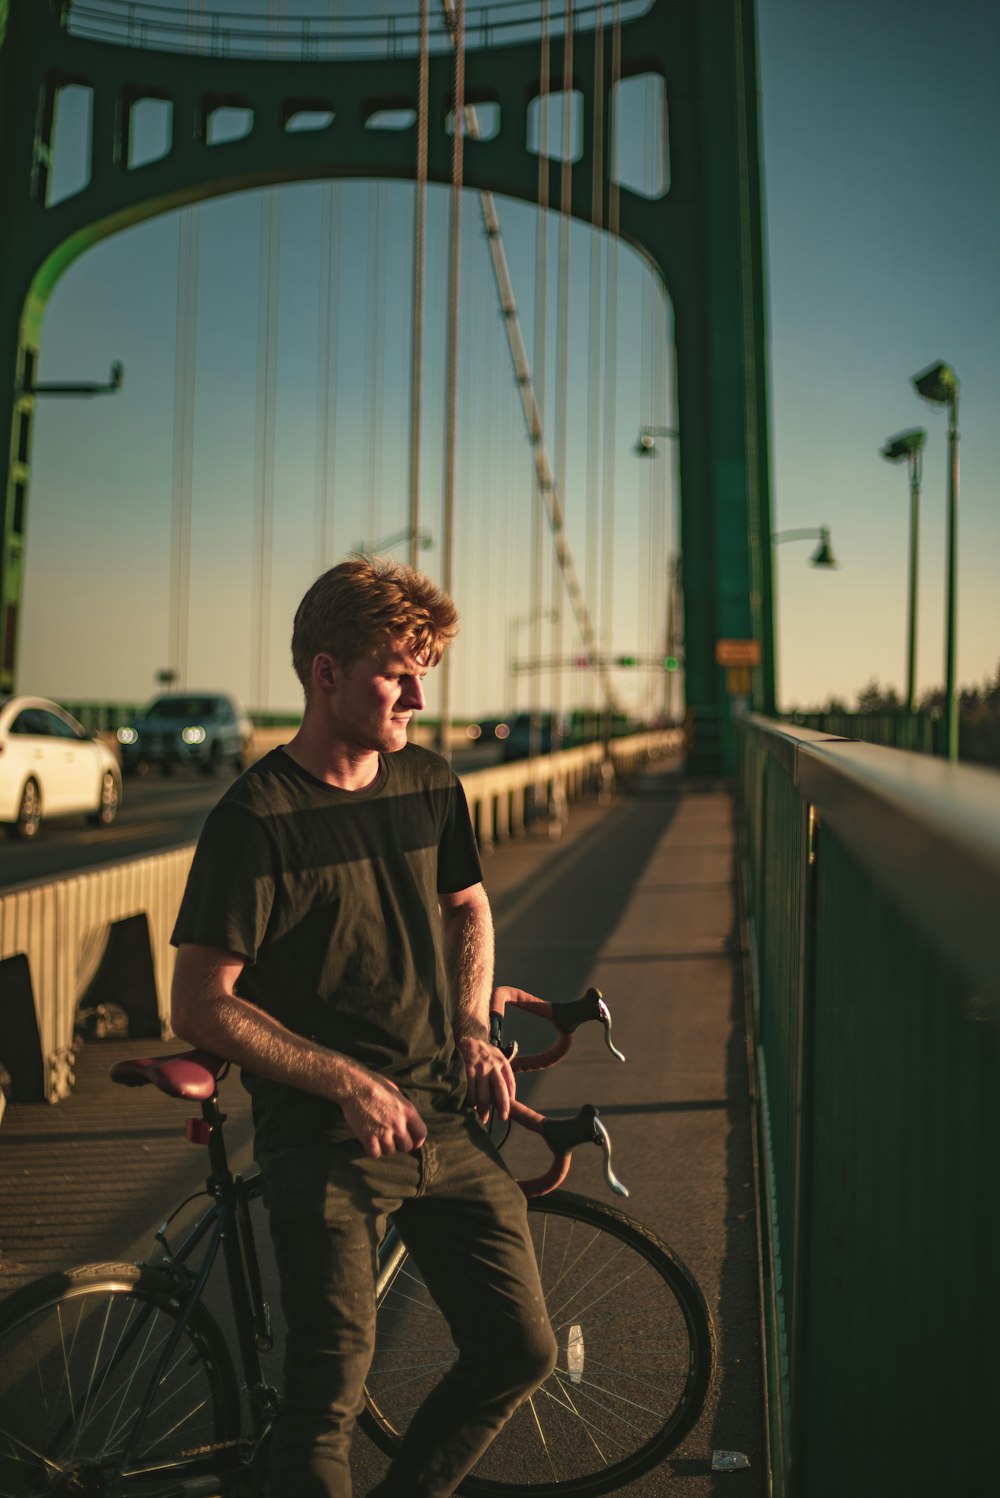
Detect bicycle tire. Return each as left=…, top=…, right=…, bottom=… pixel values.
left=0, top=1261, right=242, bottom=1496
left=362, top=1190, right=714, bottom=1496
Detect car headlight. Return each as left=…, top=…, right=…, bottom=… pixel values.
left=117, top=727, right=138, bottom=745
left=182, top=726, right=207, bottom=745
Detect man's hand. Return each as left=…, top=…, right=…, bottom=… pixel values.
left=458, top=1035, right=516, bottom=1123
left=338, top=1069, right=428, bottom=1159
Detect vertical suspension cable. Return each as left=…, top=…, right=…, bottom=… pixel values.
left=170, top=204, right=197, bottom=690
left=552, top=0, right=574, bottom=725
left=530, top=0, right=551, bottom=718
left=438, top=0, right=464, bottom=758
left=639, top=90, right=655, bottom=701
left=364, top=179, right=387, bottom=549
left=251, top=0, right=284, bottom=714
left=315, top=180, right=341, bottom=574
left=585, top=0, right=605, bottom=717
left=653, top=281, right=669, bottom=720
left=252, top=188, right=280, bottom=714
left=314, top=0, right=343, bottom=575
left=600, top=0, right=622, bottom=712
left=168, top=0, right=204, bottom=690
left=407, top=0, right=430, bottom=570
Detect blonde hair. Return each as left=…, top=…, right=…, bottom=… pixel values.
left=291, top=555, right=458, bottom=690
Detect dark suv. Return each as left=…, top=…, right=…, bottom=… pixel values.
left=117, top=693, right=253, bottom=777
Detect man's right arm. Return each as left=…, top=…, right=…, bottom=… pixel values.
left=171, top=944, right=426, bottom=1157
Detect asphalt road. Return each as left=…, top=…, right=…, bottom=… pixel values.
left=0, top=744, right=502, bottom=889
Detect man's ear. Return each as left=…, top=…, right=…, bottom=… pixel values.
left=312, top=653, right=338, bottom=692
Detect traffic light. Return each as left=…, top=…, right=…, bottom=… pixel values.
left=574, top=655, right=590, bottom=668
left=615, top=655, right=637, bottom=668
left=663, top=656, right=680, bottom=672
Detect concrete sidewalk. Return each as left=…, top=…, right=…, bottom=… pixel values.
left=0, top=764, right=766, bottom=1495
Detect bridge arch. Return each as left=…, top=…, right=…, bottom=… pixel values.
left=0, top=0, right=773, bottom=771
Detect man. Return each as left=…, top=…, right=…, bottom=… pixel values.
left=170, top=557, right=557, bottom=1498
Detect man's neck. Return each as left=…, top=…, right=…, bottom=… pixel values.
left=282, top=725, right=381, bottom=791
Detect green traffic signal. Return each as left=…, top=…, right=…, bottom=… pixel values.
left=663, top=656, right=679, bottom=672
left=615, top=655, right=638, bottom=668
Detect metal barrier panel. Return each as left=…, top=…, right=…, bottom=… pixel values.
left=739, top=716, right=1000, bottom=1497
left=0, top=732, right=679, bottom=1102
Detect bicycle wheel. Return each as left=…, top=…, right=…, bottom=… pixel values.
left=362, top=1190, right=714, bottom=1496
left=0, top=1261, right=242, bottom=1496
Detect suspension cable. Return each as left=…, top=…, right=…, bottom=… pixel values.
left=168, top=0, right=205, bottom=690
left=315, top=181, right=340, bottom=573
left=600, top=0, right=622, bottom=712
left=551, top=0, right=574, bottom=724
left=407, top=0, right=430, bottom=570
left=314, top=0, right=343, bottom=575
left=170, top=202, right=197, bottom=690
left=532, top=1, right=551, bottom=715
left=585, top=0, right=604, bottom=716
left=363, top=177, right=387, bottom=549
left=250, top=1, right=285, bottom=714
left=437, top=0, right=465, bottom=757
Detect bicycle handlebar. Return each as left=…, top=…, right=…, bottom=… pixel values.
left=490, top=986, right=629, bottom=1198
left=489, top=985, right=625, bottom=1071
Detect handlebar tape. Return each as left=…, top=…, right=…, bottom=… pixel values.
left=549, top=987, right=605, bottom=1035
left=540, top=1104, right=600, bottom=1154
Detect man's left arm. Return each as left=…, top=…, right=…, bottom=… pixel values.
left=440, top=883, right=515, bottom=1121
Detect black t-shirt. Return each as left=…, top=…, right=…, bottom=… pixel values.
left=170, top=744, right=483, bottom=1151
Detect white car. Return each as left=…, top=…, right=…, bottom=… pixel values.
left=0, top=696, right=122, bottom=839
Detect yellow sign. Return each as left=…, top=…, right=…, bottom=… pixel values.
left=716, top=638, right=761, bottom=667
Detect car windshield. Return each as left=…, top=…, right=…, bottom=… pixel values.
left=144, top=697, right=220, bottom=719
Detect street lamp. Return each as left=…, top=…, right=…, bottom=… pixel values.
left=506, top=607, right=558, bottom=721
left=911, top=360, right=960, bottom=761
left=880, top=428, right=926, bottom=714
left=358, top=527, right=433, bottom=556
left=772, top=526, right=838, bottom=568
left=634, top=424, right=679, bottom=457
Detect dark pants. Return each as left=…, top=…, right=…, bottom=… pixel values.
left=261, top=1113, right=557, bottom=1498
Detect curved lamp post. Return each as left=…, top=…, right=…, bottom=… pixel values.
left=772, top=526, right=838, bottom=568
left=506, top=606, right=558, bottom=721
left=358, top=527, right=433, bottom=556
left=911, top=360, right=960, bottom=760
left=634, top=424, right=680, bottom=457
left=880, top=428, right=926, bottom=714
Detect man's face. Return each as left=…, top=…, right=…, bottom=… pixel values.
left=330, top=636, right=429, bottom=754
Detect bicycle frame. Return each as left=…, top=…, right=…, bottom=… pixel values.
left=120, top=1091, right=279, bottom=1485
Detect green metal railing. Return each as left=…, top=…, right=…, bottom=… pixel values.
left=783, top=709, right=946, bottom=755
left=739, top=716, right=1000, bottom=1497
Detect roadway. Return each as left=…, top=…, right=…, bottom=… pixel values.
left=0, top=743, right=502, bottom=888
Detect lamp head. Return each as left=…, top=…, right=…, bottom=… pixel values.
left=809, top=527, right=838, bottom=569
left=634, top=431, right=656, bottom=457
left=880, top=428, right=926, bottom=463
left=911, top=361, right=959, bottom=406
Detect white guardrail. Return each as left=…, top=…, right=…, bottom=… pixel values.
left=0, top=731, right=680, bottom=1102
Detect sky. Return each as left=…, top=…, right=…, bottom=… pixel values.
left=15, top=0, right=1000, bottom=721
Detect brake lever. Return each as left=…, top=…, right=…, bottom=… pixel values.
left=596, top=998, right=626, bottom=1063
left=593, top=1114, right=629, bottom=1197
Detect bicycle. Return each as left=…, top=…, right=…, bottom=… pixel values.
left=0, top=988, right=714, bottom=1497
